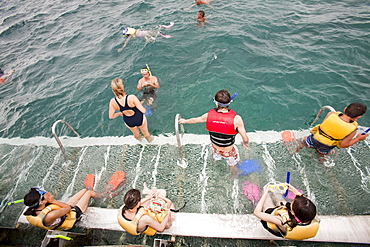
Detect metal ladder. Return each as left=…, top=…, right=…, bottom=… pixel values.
left=310, top=105, right=336, bottom=127
left=51, top=120, right=80, bottom=161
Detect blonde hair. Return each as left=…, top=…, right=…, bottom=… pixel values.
left=111, top=78, right=125, bottom=97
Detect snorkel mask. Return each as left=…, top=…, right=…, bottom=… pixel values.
left=213, top=93, right=238, bottom=107
left=121, top=27, right=128, bottom=35
left=28, top=187, right=47, bottom=208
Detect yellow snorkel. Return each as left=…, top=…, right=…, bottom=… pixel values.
left=146, top=64, right=152, bottom=76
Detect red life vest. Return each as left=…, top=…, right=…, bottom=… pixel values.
left=206, top=109, right=238, bottom=135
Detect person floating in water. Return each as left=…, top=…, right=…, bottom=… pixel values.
left=298, top=103, right=368, bottom=155
left=137, top=66, right=159, bottom=107
left=186, top=0, right=214, bottom=10
left=197, top=10, right=206, bottom=27
left=0, top=68, right=14, bottom=84
left=254, top=183, right=320, bottom=240
left=117, top=184, right=175, bottom=236
left=179, top=89, right=249, bottom=174
left=118, top=22, right=174, bottom=52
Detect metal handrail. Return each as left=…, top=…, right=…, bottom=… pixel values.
left=310, top=106, right=336, bottom=128
left=51, top=120, right=80, bottom=161
left=175, top=114, right=184, bottom=148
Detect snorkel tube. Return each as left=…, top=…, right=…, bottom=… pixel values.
left=213, top=92, right=238, bottom=107
left=145, top=64, right=152, bottom=76
left=7, top=199, right=24, bottom=206
left=283, top=171, right=290, bottom=198
left=362, top=127, right=370, bottom=135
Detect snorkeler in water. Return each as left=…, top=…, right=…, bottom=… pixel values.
left=118, top=22, right=174, bottom=52
left=0, top=68, right=14, bottom=84
left=197, top=10, right=206, bottom=27
left=186, top=0, right=214, bottom=10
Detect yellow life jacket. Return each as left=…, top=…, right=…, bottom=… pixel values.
left=267, top=206, right=320, bottom=240
left=311, top=112, right=357, bottom=148
left=117, top=205, right=169, bottom=236
left=25, top=204, right=76, bottom=231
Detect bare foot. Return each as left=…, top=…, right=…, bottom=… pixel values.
left=142, top=182, right=150, bottom=195
left=145, top=135, right=154, bottom=143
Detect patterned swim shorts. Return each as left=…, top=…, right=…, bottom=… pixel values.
left=212, top=145, right=240, bottom=166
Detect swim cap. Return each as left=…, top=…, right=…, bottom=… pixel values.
left=122, top=28, right=136, bottom=35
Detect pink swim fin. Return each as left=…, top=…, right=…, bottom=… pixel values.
left=159, top=33, right=171, bottom=38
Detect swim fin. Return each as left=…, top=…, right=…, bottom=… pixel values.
left=84, top=174, right=95, bottom=190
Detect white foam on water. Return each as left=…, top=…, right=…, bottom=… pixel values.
left=0, top=130, right=311, bottom=147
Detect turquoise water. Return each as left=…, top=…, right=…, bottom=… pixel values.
left=1, top=0, right=370, bottom=246
left=1, top=0, right=370, bottom=138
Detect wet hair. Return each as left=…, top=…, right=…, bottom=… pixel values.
left=111, top=78, right=125, bottom=97
left=123, top=189, right=141, bottom=211
left=23, top=188, right=42, bottom=216
left=0, top=69, right=4, bottom=76
left=288, top=195, right=316, bottom=227
left=344, top=103, right=367, bottom=118
left=214, top=89, right=231, bottom=108
left=198, top=10, right=205, bottom=17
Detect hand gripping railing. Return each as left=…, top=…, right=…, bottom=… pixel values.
left=52, top=120, right=80, bottom=161
left=310, top=106, right=336, bottom=128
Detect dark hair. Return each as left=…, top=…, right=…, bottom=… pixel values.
left=214, top=89, right=231, bottom=106
left=123, top=189, right=141, bottom=211
left=345, top=103, right=367, bottom=118
left=289, top=195, right=316, bottom=227
left=23, top=188, right=42, bottom=216
left=0, top=69, right=4, bottom=76
left=198, top=10, right=205, bottom=17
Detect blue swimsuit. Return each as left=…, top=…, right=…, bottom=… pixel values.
left=115, top=96, right=143, bottom=128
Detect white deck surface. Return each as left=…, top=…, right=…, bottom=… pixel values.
left=18, top=207, right=370, bottom=244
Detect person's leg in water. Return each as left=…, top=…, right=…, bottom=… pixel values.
left=138, top=117, right=154, bottom=143
left=127, top=126, right=143, bottom=141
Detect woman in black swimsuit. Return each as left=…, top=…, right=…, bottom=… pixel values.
left=109, top=78, right=154, bottom=142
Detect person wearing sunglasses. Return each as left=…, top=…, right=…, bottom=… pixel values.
left=23, top=187, right=96, bottom=230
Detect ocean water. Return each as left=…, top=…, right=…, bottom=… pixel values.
left=1, top=0, right=370, bottom=246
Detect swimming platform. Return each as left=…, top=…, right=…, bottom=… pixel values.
left=6, top=129, right=370, bottom=244
left=16, top=208, right=370, bottom=244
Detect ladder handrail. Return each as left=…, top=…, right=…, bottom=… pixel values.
left=175, top=114, right=184, bottom=148
left=310, top=106, right=336, bottom=128
left=51, top=120, right=80, bottom=161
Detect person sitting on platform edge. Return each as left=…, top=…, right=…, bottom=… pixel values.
left=23, top=186, right=97, bottom=230
left=117, top=184, right=175, bottom=236
left=299, top=103, right=368, bottom=155
left=254, top=183, right=320, bottom=240
left=137, top=67, right=160, bottom=106
left=179, top=89, right=249, bottom=173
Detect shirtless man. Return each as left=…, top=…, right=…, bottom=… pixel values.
left=137, top=67, right=160, bottom=106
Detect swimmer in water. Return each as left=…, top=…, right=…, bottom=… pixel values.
left=137, top=67, right=159, bottom=106
left=0, top=68, right=14, bottom=84
left=186, top=0, right=214, bottom=10
left=197, top=10, right=206, bottom=27
left=118, top=22, right=174, bottom=52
